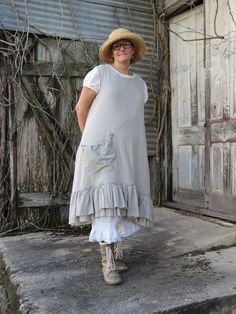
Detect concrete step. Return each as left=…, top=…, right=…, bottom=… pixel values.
left=0, top=207, right=235, bottom=314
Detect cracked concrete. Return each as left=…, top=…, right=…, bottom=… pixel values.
left=0, top=207, right=236, bottom=314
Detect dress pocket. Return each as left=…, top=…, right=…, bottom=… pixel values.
left=81, top=134, right=117, bottom=173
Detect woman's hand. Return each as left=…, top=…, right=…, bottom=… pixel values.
left=75, top=87, right=96, bottom=133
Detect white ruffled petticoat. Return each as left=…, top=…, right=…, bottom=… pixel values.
left=89, top=216, right=141, bottom=244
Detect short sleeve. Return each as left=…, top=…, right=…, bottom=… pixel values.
left=144, top=81, right=148, bottom=104
left=83, top=67, right=100, bottom=94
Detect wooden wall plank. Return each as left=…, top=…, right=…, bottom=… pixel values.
left=19, top=192, right=70, bottom=208
left=22, top=62, right=91, bottom=77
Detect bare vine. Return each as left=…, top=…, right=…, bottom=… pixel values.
left=0, top=1, right=98, bottom=234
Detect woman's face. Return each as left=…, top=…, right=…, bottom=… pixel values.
left=111, top=40, right=134, bottom=64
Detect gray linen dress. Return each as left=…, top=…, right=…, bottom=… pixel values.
left=69, top=64, right=154, bottom=230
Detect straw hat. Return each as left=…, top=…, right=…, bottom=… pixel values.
left=99, top=28, right=146, bottom=64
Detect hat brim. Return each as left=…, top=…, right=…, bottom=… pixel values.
left=99, top=31, right=146, bottom=64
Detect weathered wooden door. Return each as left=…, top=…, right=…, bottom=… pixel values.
left=170, top=5, right=206, bottom=209
left=204, top=0, right=236, bottom=221
left=169, top=2, right=236, bottom=221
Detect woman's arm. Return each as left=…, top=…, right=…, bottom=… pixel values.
left=75, top=86, right=96, bottom=133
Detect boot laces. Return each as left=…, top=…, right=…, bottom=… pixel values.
left=105, top=246, right=116, bottom=271
left=114, top=242, right=123, bottom=260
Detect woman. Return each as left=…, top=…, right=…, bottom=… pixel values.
left=69, top=28, right=154, bottom=285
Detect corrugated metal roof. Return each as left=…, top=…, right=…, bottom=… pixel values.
left=0, top=0, right=157, bottom=155
left=0, top=0, right=153, bottom=40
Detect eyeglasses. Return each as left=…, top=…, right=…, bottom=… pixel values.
left=112, top=42, right=132, bottom=50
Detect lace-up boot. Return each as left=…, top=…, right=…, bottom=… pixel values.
left=99, top=243, right=122, bottom=285
left=113, top=242, right=128, bottom=272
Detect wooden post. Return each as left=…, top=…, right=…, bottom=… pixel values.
left=8, top=82, right=18, bottom=225
left=0, top=31, right=11, bottom=224
left=153, top=0, right=172, bottom=205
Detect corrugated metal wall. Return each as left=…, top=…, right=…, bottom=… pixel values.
left=0, top=0, right=157, bottom=155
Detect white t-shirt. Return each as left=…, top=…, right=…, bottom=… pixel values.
left=83, top=64, right=148, bottom=103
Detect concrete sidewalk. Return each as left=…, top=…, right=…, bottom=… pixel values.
left=0, top=207, right=236, bottom=314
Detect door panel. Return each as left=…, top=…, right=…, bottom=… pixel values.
left=205, top=0, right=236, bottom=220
left=170, top=1, right=236, bottom=221
left=170, top=5, right=205, bottom=208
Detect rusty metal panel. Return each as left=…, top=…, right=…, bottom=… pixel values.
left=170, top=5, right=205, bottom=208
